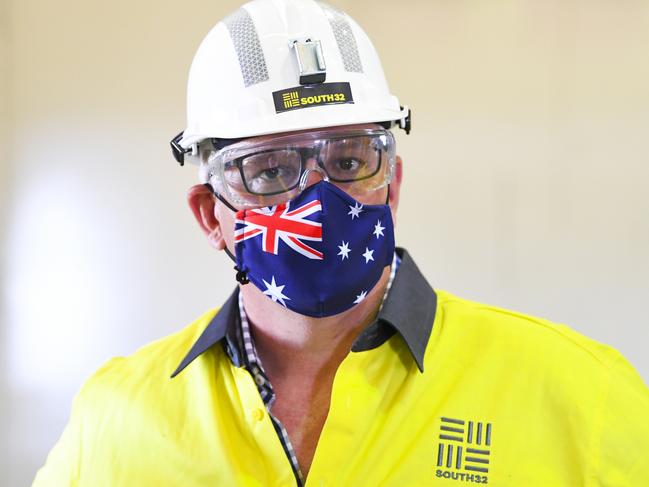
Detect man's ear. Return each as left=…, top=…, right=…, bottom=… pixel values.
left=187, top=184, right=226, bottom=250
left=389, top=155, right=403, bottom=225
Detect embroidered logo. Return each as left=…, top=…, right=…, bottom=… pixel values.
left=435, top=416, right=492, bottom=484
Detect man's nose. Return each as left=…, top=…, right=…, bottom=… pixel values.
left=298, top=159, right=328, bottom=190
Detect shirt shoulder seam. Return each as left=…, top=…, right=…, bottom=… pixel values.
left=436, top=291, right=616, bottom=367
left=588, top=350, right=622, bottom=485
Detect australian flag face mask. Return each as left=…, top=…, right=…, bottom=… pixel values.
left=232, top=181, right=395, bottom=317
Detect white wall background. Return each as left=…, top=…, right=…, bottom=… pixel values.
left=2, top=0, right=648, bottom=485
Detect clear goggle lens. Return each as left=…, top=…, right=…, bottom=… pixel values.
left=199, top=128, right=396, bottom=209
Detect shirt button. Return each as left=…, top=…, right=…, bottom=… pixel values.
left=254, top=374, right=265, bottom=386
left=252, top=408, right=265, bottom=421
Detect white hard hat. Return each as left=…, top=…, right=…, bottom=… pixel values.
left=171, top=0, right=410, bottom=164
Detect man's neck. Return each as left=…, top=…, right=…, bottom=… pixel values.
left=240, top=266, right=391, bottom=379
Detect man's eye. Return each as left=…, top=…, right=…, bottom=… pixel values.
left=335, top=158, right=361, bottom=172
left=257, top=166, right=283, bottom=181
left=330, top=157, right=364, bottom=174
left=249, top=161, right=296, bottom=183
left=246, top=163, right=299, bottom=193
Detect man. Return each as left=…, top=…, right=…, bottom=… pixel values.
left=34, top=0, right=649, bottom=485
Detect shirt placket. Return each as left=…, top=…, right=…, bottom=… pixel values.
left=238, top=291, right=305, bottom=486
left=232, top=252, right=400, bottom=486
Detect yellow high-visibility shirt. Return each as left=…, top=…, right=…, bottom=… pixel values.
left=33, top=251, right=649, bottom=486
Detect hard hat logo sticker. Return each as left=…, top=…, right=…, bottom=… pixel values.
left=273, top=82, right=354, bottom=113
left=282, top=91, right=300, bottom=109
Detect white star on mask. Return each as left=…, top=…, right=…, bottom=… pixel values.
left=348, top=202, right=364, bottom=219
left=353, top=290, right=368, bottom=304
left=338, top=241, right=351, bottom=260
left=362, top=247, right=375, bottom=263
left=262, top=276, right=290, bottom=307
left=373, top=220, right=385, bottom=239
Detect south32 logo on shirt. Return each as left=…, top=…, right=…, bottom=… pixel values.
left=435, top=416, right=493, bottom=484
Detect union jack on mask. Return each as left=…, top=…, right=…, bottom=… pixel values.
left=233, top=181, right=395, bottom=317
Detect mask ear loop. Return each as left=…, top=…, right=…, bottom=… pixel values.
left=203, top=183, right=250, bottom=284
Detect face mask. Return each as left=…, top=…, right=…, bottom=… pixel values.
left=231, top=180, right=395, bottom=317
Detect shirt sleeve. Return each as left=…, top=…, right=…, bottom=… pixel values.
left=595, top=352, right=649, bottom=485
left=31, top=391, right=85, bottom=487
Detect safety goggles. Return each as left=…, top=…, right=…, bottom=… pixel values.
left=197, top=127, right=396, bottom=209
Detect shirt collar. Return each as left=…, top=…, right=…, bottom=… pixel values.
left=351, top=247, right=436, bottom=372
left=170, top=290, right=239, bottom=378
left=171, top=247, right=437, bottom=378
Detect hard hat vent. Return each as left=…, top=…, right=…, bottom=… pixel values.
left=319, top=3, right=363, bottom=73
left=223, top=8, right=269, bottom=87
